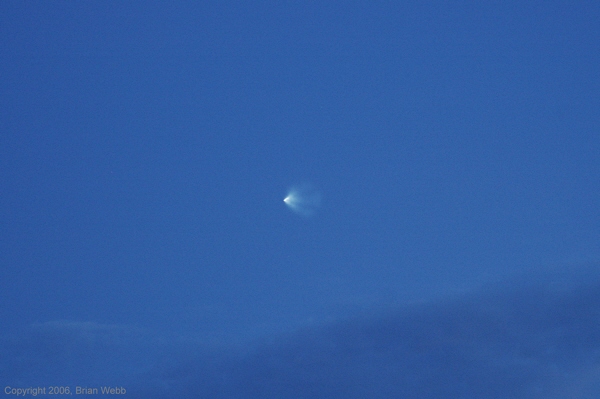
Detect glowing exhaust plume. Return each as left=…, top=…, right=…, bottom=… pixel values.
left=284, top=183, right=321, bottom=217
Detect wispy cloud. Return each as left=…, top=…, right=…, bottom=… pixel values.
left=2, top=269, right=599, bottom=398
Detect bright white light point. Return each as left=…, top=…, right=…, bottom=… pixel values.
left=283, top=183, right=321, bottom=217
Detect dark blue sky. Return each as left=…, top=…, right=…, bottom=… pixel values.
left=1, top=1, right=600, bottom=395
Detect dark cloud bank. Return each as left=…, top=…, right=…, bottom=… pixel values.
left=3, top=267, right=600, bottom=398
